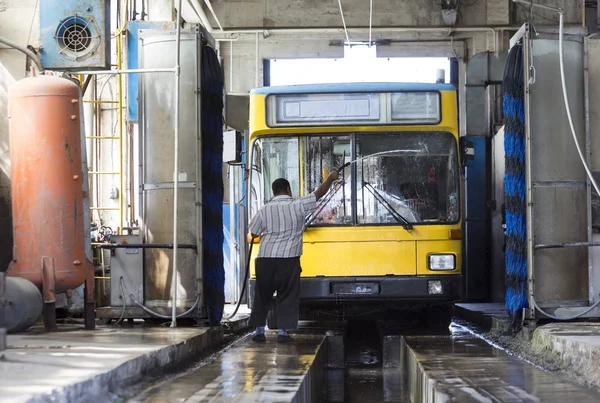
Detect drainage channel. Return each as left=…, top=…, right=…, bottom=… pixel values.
left=322, top=319, right=410, bottom=402
left=126, top=313, right=600, bottom=402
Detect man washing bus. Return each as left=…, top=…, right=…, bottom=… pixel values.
left=248, top=169, right=340, bottom=342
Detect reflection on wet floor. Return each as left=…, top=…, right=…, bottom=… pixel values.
left=129, top=317, right=600, bottom=403
left=325, top=368, right=409, bottom=403
left=402, top=324, right=600, bottom=402
left=131, top=334, right=325, bottom=402
left=320, top=319, right=410, bottom=402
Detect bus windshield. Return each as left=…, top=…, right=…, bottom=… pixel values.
left=249, top=132, right=459, bottom=226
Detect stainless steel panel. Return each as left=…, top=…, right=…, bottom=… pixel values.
left=141, top=31, right=200, bottom=184
left=110, top=234, right=144, bottom=307
left=143, top=189, right=198, bottom=307
left=532, top=187, right=589, bottom=302
left=490, top=128, right=506, bottom=302
left=526, top=34, right=590, bottom=307
left=530, top=39, right=586, bottom=182
left=466, top=87, right=487, bottom=136
left=139, top=28, right=202, bottom=308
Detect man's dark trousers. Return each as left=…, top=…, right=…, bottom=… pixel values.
left=249, top=257, right=301, bottom=330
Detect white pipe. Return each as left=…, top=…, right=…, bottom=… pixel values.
left=255, top=32, right=259, bottom=88
left=70, top=67, right=177, bottom=75
left=229, top=167, right=235, bottom=301
left=513, top=0, right=562, bottom=13
left=188, top=0, right=214, bottom=32
left=337, top=0, right=351, bottom=45
left=558, top=13, right=600, bottom=196
left=215, top=35, right=240, bottom=42
left=368, top=0, right=373, bottom=46
left=210, top=26, right=517, bottom=53
left=171, top=0, right=183, bottom=329
left=230, top=40, right=233, bottom=92
left=203, top=0, right=223, bottom=31
left=0, top=36, right=44, bottom=72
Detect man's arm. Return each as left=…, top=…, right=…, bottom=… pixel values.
left=248, top=210, right=264, bottom=238
left=314, top=170, right=340, bottom=201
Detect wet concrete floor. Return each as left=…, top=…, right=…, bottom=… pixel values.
left=127, top=317, right=600, bottom=403
left=0, top=325, right=217, bottom=403
left=402, top=324, right=600, bottom=402
left=131, top=334, right=325, bottom=402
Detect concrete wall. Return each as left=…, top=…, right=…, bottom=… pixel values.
left=205, top=0, right=581, bottom=29
left=200, top=0, right=582, bottom=95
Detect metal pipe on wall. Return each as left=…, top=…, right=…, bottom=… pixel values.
left=255, top=33, right=259, bottom=87
left=171, top=0, right=183, bottom=328
left=212, top=26, right=506, bottom=53
left=0, top=36, right=44, bottom=72
left=117, top=20, right=125, bottom=231
left=188, top=0, right=214, bottom=32
left=203, top=0, right=223, bottom=30
left=71, top=67, right=177, bottom=76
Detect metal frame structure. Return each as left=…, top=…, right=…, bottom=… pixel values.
left=78, top=0, right=185, bottom=327
left=510, top=23, right=600, bottom=320
left=138, top=26, right=203, bottom=318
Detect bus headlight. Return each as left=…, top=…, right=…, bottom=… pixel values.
left=428, top=254, right=456, bottom=271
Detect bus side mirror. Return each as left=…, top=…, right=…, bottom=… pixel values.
left=224, top=130, right=242, bottom=165
left=459, top=137, right=475, bottom=165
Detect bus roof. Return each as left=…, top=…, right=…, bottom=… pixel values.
left=250, top=82, right=455, bottom=95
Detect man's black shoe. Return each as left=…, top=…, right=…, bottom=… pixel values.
left=277, top=334, right=294, bottom=343
left=252, top=333, right=266, bottom=342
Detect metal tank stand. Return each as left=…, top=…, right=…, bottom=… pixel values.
left=0, top=272, right=6, bottom=351
left=84, top=260, right=96, bottom=330
left=40, top=257, right=57, bottom=332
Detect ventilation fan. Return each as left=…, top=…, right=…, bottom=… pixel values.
left=55, top=15, right=101, bottom=60
left=40, top=1, right=110, bottom=71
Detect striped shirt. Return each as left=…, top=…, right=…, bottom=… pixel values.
left=248, top=194, right=318, bottom=258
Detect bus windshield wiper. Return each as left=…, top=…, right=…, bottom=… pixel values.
left=305, top=180, right=344, bottom=228
left=362, top=181, right=413, bottom=230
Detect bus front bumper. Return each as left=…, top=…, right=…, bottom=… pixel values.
left=248, top=275, right=463, bottom=304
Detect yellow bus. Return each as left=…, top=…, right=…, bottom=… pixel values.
left=247, top=83, right=463, bottom=325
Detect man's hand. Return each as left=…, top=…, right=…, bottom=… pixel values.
left=315, top=168, right=341, bottom=201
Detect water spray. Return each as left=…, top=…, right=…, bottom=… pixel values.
left=335, top=149, right=420, bottom=173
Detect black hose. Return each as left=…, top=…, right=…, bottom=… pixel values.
left=223, top=238, right=255, bottom=320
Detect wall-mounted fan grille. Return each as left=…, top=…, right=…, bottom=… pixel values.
left=55, top=15, right=101, bottom=60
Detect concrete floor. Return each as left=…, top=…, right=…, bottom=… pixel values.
left=4, top=304, right=600, bottom=402
left=0, top=325, right=222, bottom=403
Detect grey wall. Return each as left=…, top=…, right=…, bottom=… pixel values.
left=202, top=0, right=581, bottom=29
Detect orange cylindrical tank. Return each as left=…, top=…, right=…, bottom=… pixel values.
left=7, top=76, right=87, bottom=293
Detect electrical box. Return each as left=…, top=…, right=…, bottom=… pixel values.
left=109, top=234, right=143, bottom=307
left=40, top=0, right=111, bottom=70
left=223, top=130, right=242, bottom=164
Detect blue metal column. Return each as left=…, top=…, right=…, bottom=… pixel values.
left=464, top=136, right=490, bottom=301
